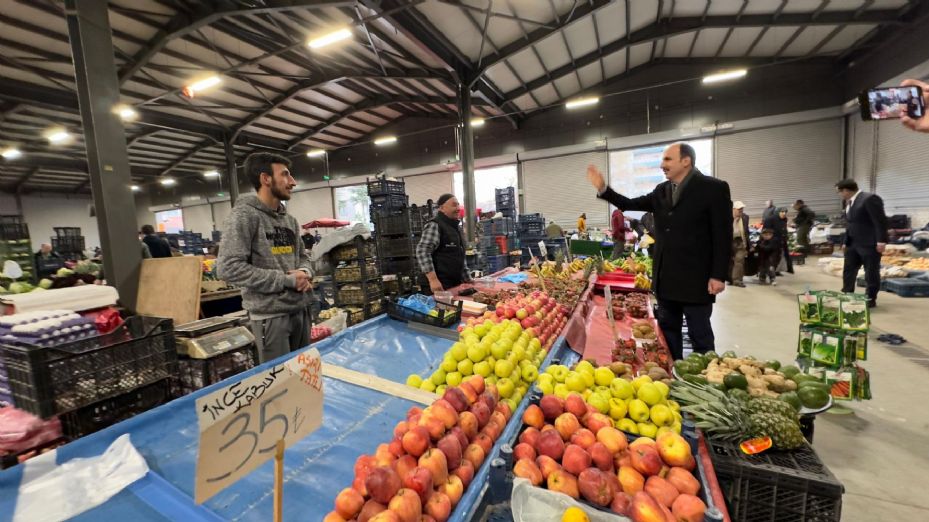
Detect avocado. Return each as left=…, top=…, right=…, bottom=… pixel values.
left=723, top=372, right=748, bottom=390
left=798, top=387, right=830, bottom=409
left=779, top=391, right=802, bottom=412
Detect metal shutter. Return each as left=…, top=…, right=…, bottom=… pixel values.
left=288, top=188, right=334, bottom=224
left=212, top=201, right=232, bottom=231
left=522, top=151, right=609, bottom=230
left=874, top=119, right=929, bottom=216
left=848, top=116, right=875, bottom=192
left=403, top=172, right=453, bottom=207
left=716, top=119, right=843, bottom=218
left=181, top=204, right=214, bottom=235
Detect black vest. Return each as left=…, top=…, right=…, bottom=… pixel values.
left=431, top=213, right=466, bottom=289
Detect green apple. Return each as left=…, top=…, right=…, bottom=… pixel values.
left=490, top=340, right=508, bottom=360
left=538, top=380, right=554, bottom=395
left=610, top=378, right=635, bottom=400
left=420, top=379, right=436, bottom=392
left=449, top=342, right=468, bottom=362
left=406, top=374, right=423, bottom=388
left=565, top=371, right=587, bottom=393
left=511, top=345, right=527, bottom=362
left=553, top=383, right=569, bottom=399
left=435, top=384, right=446, bottom=396
left=486, top=374, right=498, bottom=385
left=494, top=359, right=514, bottom=378
left=537, top=373, right=554, bottom=386
left=431, top=369, right=447, bottom=386
left=467, top=344, right=488, bottom=363
left=529, top=338, right=542, bottom=350
left=473, top=360, right=492, bottom=377
left=580, top=371, right=595, bottom=388
left=617, top=418, right=638, bottom=434
left=547, top=365, right=569, bottom=383
left=576, top=360, right=595, bottom=375
left=511, top=388, right=524, bottom=405
left=521, top=364, right=538, bottom=383
left=609, top=397, right=628, bottom=421
left=457, top=358, right=474, bottom=376
left=502, top=398, right=518, bottom=413
left=441, top=358, right=458, bottom=372
left=587, top=392, right=610, bottom=414
left=445, top=371, right=462, bottom=387
left=497, top=377, right=515, bottom=399
left=594, top=367, right=615, bottom=387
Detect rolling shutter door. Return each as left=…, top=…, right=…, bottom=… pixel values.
left=182, top=204, right=214, bottom=235
left=874, top=120, right=929, bottom=215
left=849, top=116, right=875, bottom=192
left=287, top=188, right=334, bottom=225
left=402, top=172, right=453, bottom=207
left=212, top=201, right=232, bottom=232
left=522, top=151, right=609, bottom=229
left=716, top=119, right=843, bottom=218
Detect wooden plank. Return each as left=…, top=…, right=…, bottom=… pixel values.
left=136, top=256, right=203, bottom=325
left=322, top=364, right=436, bottom=405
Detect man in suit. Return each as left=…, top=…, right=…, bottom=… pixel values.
left=587, top=143, right=732, bottom=360
left=730, top=201, right=750, bottom=287
left=836, top=179, right=888, bottom=308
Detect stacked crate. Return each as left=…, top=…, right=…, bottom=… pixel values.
left=331, top=236, right=384, bottom=325
left=516, top=213, right=546, bottom=265
left=495, top=186, right=516, bottom=218
left=0, top=215, right=35, bottom=283
left=173, top=230, right=213, bottom=255
left=479, top=217, right=516, bottom=274
left=51, top=227, right=85, bottom=260
left=368, top=175, right=420, bottom=296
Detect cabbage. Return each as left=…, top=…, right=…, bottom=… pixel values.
left=9, top=282, right=33, bottom=294
left=38, top=278, right=53, bottom=289
left=56, top=267, right=74, bottom=277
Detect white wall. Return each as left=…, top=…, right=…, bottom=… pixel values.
left=19, top=194, right=100, bottom=252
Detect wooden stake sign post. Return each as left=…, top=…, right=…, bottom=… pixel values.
left=194, top=348, right=324, bottom=522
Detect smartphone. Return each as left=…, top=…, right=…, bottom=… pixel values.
left=859, top=85, right=924, bottom=120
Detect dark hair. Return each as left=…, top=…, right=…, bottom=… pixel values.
left=835, top=179, right=858, bottom=191
left=678, top=143, right=696, bottom=166
left=436, top=193, right=455, bottom=206
left=795, top=199, right=804, bottom=205
left=244, top=152, right=292, bottom=191
left=141, top=225, right=155, bottom=235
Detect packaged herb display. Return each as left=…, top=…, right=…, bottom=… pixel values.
left=826, top=367, right=855, bottom=401
left=798, top=291, right=821, bottom=324
left=856, top=365, right=872, bottom=400
left=811, top=329, right=843, bottom=366
left=798, top=325, right=814, bottom=358
left=840, top=294, right=870, bottom=331
left=819, top=292, right=841, bottom=328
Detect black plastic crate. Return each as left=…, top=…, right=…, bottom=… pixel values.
left=0, top=316, right=177, bottom=418
left=518, top=213, right=544, bottom=222
left=377, top=237, right=414, bottom=258
left=516, top=220, right=545, bottom=236
left=370, top=192, right=409, bottom=211
left=366, top=176, right=405, bottom=197
left=174, top=346, right=257, bottom=396
left=883, top=278, right=929, bottom=297
left=53, top=227, right=81, bottom=238
left=380, top=256, right=418, bottom=275
left=374, top=211, right=414, bottom=236
left=707, top=439, right=843, bottom=522
left=485, top=254, right=512, bottom=273
left=481, top=217, right=515, bottom=236
left=337, top=281, right=384, bottom=305
left=0, top=223, right=29, bottom=241
left=495, top=187, right=516, bottom=208
left=387, top=297, right=462, bottom=328
left=58, top=378, right=172, bottom=439
left=51, top=236, right=85, bottom=254
left=331, top=237, right=376, bottom=262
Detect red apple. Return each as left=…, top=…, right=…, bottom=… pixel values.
left=376, top=443, right=397, bottom=467
left=465, top=375, right=485, bottom=395
left=561, top=444, right=592, bottom=475
left=570, top=428, right=597, bottom=450
left=513, top=458, right=544, bottom=486
left=394, top=421, right=410, bottom=439
left=610, top=492, right=633, bottom=516
left=406, top=407, right=423, bottom=421
left=436, top=434, right=462, bottom=470
left=430, top=400, right=459, bottom=429
left=589, top=442, right=614, bottom=472
left=418, top=448, right=448, bottom=485
left=335, top=487, right=365, bottom=519
left=494, top=401, right=512, bottom=421
left=389, top=437, right=405, bottom=458
left=564, top=393, right=587, bottom=418
left=519, top=427, right=541, bottom=448
left=424, top=492, right=452, bottom=522
left=536, top=428, right=566, bottom=460
left=630, top=445, right=663, bottom=477
left=387, top=488, right=422, bottom=522
left=535, top=454, right=562, bottom=479
left=472, top=432, right=494, bottom=455
left=365, top=466, right=402, bottom=504
left=554, top=412, right=581, bottom=441
left=358, top=499, right=387, bottom=522
left=463, top=443, right=485, bottom=469
left=452, top=459, right=474, bottom=488
left=522, top=404, right=545, bottom=429
left=458, top=411, right=479, bottom=441
left=442, top=388, right=469, bottom=413
left=547, top=469, right=580, bottom=499
left=402, top=426, right=430, bottom=457
left=448, top=427, right=469, bottom=451
left=402, top=466, right=433, bottom=504
left=437, top=476, right=464, bottom=507
left=392, top=455, right=418, bottom=480
left=539, top=395, right=565, bottom=421
left=578, top=468, right=613, bottom=507
left=513, top=442, right=537, bottom=461
left=469, top=401, right=491, bottom=429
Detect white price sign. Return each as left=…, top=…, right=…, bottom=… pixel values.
left=538, top=241, right=547, bottom=258
left=194, top=349, right=324, bottom=504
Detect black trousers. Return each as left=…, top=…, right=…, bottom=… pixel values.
left=842, top=245, right=881, bottom=300
left=656, top=299, right=715, bottom=360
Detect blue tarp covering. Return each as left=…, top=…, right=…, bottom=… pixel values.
left=0, top=314, right=571, bottom=522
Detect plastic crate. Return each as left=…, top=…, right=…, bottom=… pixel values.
left=0, top=223, right=29, bottom=241
left=337, top=282, right=384, bottom=305
left=380, top=256, right=418, bottom=276
left=53, top=227, right=81, bottom=238
left=0, top=316, right=176, bottom=418
left=174, top=346, right=257, bottom=397
left=373, top=211, right=414, bottom=236
left=51, top=236, right=85, bottom=253
left=58, top=378, right=172, bottom=439
left=707, top=439, right=843, bottom=522
left=500, top=208, right=516, bottom=219
left=485, top=254, right=512, bottom=273
left=883, top=277, right=929, bottom=297
left=810, top=244, right=834, bottom=255
left=377, top=237, right=414, bottom=258
left=331, top=237, right=376, bottom=262
left=334, top=261, right=380, bottom=283
left=495, top=187, right=516, bottom=208
left=516, top=220, right=545, bottom=236
left=481, top=217, right=515, bottom=236
left=387, top=297, right=462, bottom=328
left=370, top=192, right=409, bottom=210
left=366, top=176, right=405, bottom=197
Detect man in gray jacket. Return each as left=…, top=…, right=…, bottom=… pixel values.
left=218, top=152, right=312, bottom=363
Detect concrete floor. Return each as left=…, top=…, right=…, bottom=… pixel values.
left=710, top=257, right=929, bottom=521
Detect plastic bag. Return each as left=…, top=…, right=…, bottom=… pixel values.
left=510, top=477, right=630, bottom=522
left=397, top=294, right=435, bottom=315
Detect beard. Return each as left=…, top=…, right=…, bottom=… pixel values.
left=271, top=183, right=291, bottom=201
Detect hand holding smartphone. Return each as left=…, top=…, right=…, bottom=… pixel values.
left=859, top=84, right=925, bottom=121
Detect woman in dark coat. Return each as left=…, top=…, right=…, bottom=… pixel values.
left=763, top=207, right=793, bottom=274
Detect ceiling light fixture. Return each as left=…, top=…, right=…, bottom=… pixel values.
left=46, top=129, right=71, bottom=144
left=203, top=170, right=220, bottom=178
left=702, top=69, right=747, bottom=84
left=308, top=28, right=352, bottom=49
left=306, top=149, right=326, bottom=157
left=160, top=178, right=176, bottom=186
left=471, top=118, right=485, bottom=127
left=565, top=97, right=599, bottom=109
left=130, top=185, right=141, bottom=191
left=374, top=136, right=397, bottom=146
left=1, top=148, right=22, bottom=160
left=116, top=105, right=138, bottom=121
left=182, top=75, right=221, bottom=97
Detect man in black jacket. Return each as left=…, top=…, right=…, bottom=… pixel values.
left=140, top=225, right=172, bottom=258
left=793, top=199, right=815, bottom=253
left=836, top=179, right=888, bottom=308
left=587, top=143, right=732, bottom=359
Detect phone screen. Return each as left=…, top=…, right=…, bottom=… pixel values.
left=862, top=86, right=924, bottom=120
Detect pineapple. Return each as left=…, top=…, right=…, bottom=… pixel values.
left=747, top=397, right=799, bottom=420
left=671, top=381, right=805, bottom=450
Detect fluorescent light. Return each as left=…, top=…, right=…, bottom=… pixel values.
left=46, top=129, right=71, bottom=144
left=160, top=178, right=176, bottom=186
left=565, top=97, right=599, bottom=109
left=185, top=75, right=222, bottom=95
left=702, top=69, right=747, bottom=84
left=117, top=105, right=138, bottom=121
left=308, top=28, right=351, bottom=49
left=130, top=185, right=141, bottom=191
left=306, top=149, right=326, bottom=157
left=374, top=136, right=397, bottom=146
left=1, top=148, right=22, bottom=160
left=203, top=170, right=220, bottom=178
left=471, top=118, right=485, bottom=127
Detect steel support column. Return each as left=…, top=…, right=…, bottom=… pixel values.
left=457, top=83, right=477, bottom=244
left=224, top=136, right=239, bottom=206
left=64, top=0, right=140, bottom=309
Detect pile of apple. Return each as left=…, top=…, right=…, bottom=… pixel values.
left=466, top=290, right=570, bottom=350
left=537, top=361, right=684, bottom=439
left=514, top=401, right=707, bottom=522
left=406, top=318, right=548, bottom=413
left=325, top=375, right=512, bottom=522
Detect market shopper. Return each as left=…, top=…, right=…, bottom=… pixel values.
left=586, top=142, right=732, bottom=360
left=763, top=207, right=793, bottom=274
left=610, top=208, right=627, bottom=259
left=762, top=200, right=777, bottom=221
left=793, top=199, right=815, bottom=253
left=577, top=213, right=587, bottom=237
left=546, top=220, right=564, bottom=239
left=217, top=152, right=312, bottom=363
left=416, top=193, right=472, bottom=294
left=836, top=179, right=888, bottom=308
left=34, top=243, right=64, bottom=278
left=140, top=225, right=171, bottom=258
left=756, top=228, right=781, bottom=285
left=729, top=201, right=750, bottom=287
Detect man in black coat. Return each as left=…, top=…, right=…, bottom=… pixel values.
left=793, top=199, right=815, bottom=253
left=587, top=143, right=732, bottom=360
left=140, top=225, right=172, bottom=258
left=836, top=179, right=888, bottom=308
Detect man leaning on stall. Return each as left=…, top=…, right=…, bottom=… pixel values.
left=416, top=193, right=472, bottom=294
